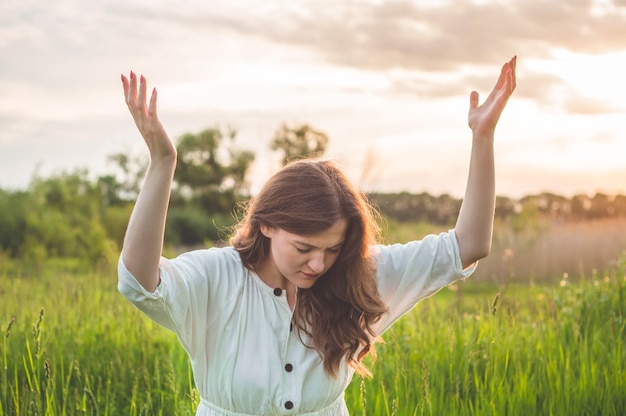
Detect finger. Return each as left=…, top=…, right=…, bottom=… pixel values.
left=494, top=61, right=509, bottom=91
left=469, top=91, right=479, bottom=110
left=480, top=61, right=508, bottom=106
left=510, top=55, right=517, bottom=92
left=489, top=57, right=516, bottom=104
left=137, top=75, right=148, bottom=114
left=128, top=71, right=138, bottom=107
left=148, top=87, right=158, bottom=118
left=121, top=74, right=129, bottom=98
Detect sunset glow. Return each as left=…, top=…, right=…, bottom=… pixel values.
left=1, top=0, right=625, bottom=198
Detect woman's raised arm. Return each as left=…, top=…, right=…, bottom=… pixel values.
left=120, top=71, right=177, bottom=291
left=454, top=56, right=517, bottom=269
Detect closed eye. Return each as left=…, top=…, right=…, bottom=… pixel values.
left=294, top=242, right=343, bottom=254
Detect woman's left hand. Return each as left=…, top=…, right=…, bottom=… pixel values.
left=468, top=56, right=517, bottom=137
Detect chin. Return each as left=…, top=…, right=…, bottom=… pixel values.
left=296, top=279, right=318, bottom=289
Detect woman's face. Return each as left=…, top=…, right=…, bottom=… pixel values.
left=259, top=219, right=347, bottom=289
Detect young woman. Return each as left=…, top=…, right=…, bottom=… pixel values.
left=118, top=56, right=516, bottom=415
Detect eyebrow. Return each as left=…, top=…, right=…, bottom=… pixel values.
left=293, top=240, right=344, bottom=250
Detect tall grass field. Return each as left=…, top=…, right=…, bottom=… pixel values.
left=1, top=252, right=625, bottom=414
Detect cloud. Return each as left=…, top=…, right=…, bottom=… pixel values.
left=189, top=0, right=626, bottom=70
left=509, top=70, right=566, bottom=105
left=80, top=0, right=626, bottom=110
left=4, top=1, right=625, bottom=99
left=21, top=0, right=616, bottom=74
left=7, top=0, right=626, bottom=68
left=388, top=65, right=566, bottom=102
left=562, top=94, right=624, bottom=115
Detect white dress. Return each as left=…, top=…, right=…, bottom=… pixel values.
left=118, top=230, right=475, bottom=415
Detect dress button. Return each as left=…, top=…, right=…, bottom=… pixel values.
left=289, top=323, right=293, bottom=332
left=273, top=288, right=282, bottom=296
left=285, top=363, right=293, bottom=372
left=284, top=401, right=294, bottom=410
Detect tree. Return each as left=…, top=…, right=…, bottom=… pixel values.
left=270, top=123, right=329, bottom=166
left=589, top=193, right=612, bottom=218
left=104, top=153, right=148, bottom=203
left=20, top=170, right=118, bottom=269
left=175, top=127, right=255, bottom=213
left=571, top=194, right=591, bottom=220
left=613, top=195, right=626, bottom=216
left=0, top=189, right=30, bottom=257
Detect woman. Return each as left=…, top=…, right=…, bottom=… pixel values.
left=118, top=56, right=516, bottom=415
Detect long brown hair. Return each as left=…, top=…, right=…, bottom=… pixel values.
left=230, top=159, right=388, bottom=377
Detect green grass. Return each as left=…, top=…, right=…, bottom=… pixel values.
left=346, top=265, right=626, bottom=415
left=1, top=257, right=625, bottom=415
left=0, top=266, right=198, bottom=415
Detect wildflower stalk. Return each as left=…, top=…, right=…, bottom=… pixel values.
left=2, top=316, right=16, bottom=414
left=32, top=307, right=44, bottom=361
left=491, top=293, right=501, bottom=316
left=3, top=316, right=16, bottom=370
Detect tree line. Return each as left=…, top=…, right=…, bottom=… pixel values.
left=1, top=124, right=623, bottom=272
left=370, top=191, right=626, bottom=225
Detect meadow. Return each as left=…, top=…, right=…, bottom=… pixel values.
left=1, top=219, right=625, bottom=415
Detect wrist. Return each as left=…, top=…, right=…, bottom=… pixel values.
left=472, top=129, right=495, bottom=143
left=148, top=155, right=177, bottom=173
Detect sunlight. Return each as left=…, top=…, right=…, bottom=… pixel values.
left=590, top=0, right=626, bottom=17
left=526, top=49, right=626, bottom=108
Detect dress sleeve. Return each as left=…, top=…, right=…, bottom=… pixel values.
left=117, top=249, right=215, bottom=356
left=373, top=229, right=476, bottom=335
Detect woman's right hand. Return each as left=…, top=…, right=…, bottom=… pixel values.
left=120, top=72, right=177, bottom=292
left=122, top=71, right=177, bottom=163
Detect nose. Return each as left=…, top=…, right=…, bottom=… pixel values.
left=307, top=252, right=325, bottom=273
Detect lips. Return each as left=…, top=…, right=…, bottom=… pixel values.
left=302, top=272, right=319, bottom=279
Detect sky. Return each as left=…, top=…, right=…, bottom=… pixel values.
left=1, top=0, right=625, bottom=198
